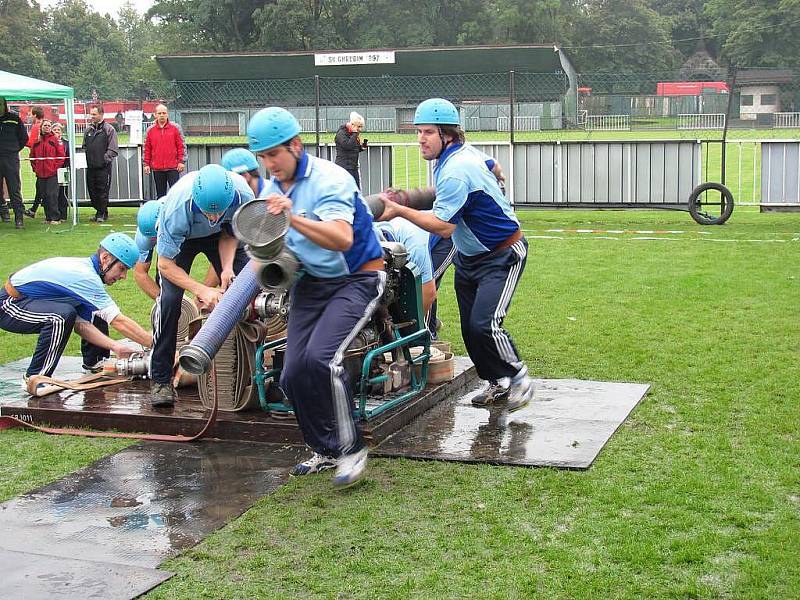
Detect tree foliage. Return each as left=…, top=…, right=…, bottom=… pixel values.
left=0, top=0, right=795, bottom=100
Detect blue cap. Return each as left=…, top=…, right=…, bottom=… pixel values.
left=247, top=107, right=302, bottom=152
left=136, top=199, right=163, bottom=237
left=192, top=164, right=235, bottom=213
left=221, top=148, right=259, bottom=174
left=100, top=233, right=138, bottom=269
left=414, top=98, right=460, bottom=126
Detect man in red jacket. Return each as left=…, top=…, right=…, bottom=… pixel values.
left=29, top=119, right=64, bottom=224
left=143, top=104, right=186, bottom=199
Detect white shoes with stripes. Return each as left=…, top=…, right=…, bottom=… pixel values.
left=507, top=367, right=534, bottom=412
left=332, top=448, right=368, bottom=488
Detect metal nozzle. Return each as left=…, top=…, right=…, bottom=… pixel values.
left=178, top=345, right=213, bottom=375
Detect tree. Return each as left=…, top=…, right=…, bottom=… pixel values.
left=147, top=0, right=268, bottom=51
left=648, top=0, right=716, bottom=59
left=569, top=0, right=680, bottom=73
left=41, top=0, right=127, bottom=91
left=492, top=0, right=578, bottom=46
left=0, top=0, right=52, bottom=78
left=706, top=0, right=800, bottom=70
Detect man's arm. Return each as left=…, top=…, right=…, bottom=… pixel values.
left=176, top=123, right=187, bottom=171
left=105, top=124, right=119, bottom=162
left=380, top=201, right=456, bottom=238
left=158, top=254, right=222, bottom=308
left=133, top=260, right=160, bottom=300
left=109, top=313, right=153, bottom=348
left=143, top=127, right=152, bottom=174
left=421, top=280, right=436, bottom=314
left=217, top=232, right=239, bottom=290
left=73, top=319, right=144, bottom=357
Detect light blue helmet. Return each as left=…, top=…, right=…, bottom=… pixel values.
left=414, top=98, right=460, bottom=126
left=220, top=148, right=259, bottom=174
left=100, top=233, right=138, bottom=269
left=136, top=199, right=163, bottom=237
left=247, top=107, right=302, bottom=152
left=192, top=164, right=235, bottom=213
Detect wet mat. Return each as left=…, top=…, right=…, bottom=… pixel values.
left=0, top=440, right=306, bottom=599
left=375, top=378, right=650, bottom=469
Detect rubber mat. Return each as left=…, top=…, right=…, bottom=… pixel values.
left=0, top=440, right=306, bottom=599
left=375, top=378, right=650, bottom=469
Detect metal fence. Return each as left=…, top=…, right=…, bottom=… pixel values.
left=53, top=137, right=793, bottom=212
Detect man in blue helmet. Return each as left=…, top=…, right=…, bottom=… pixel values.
left=220, top=147, right=267, bottom=198
left=149, top=164, right=254, bottom=407
left=377, top=98, right=533, bottom=412
left=248, top=106, right=384, bottom=488
left=0, top=233, right=153, bottom=381
left=133, top=199, right=165, bottom=300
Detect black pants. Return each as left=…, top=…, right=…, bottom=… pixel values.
left=36, top=176, right=59, bottom=221
left=153, top=169, right=180, bottom=199
left=453, top=237, right=528, bottom=383
left=150, top=235, right=248, bottom=384
left=0, top=292, right=76, bottom=377
left=57, top=184, right=69, bottom=221
left=0, top=154, right=25, bottom=223
left=86, top=164, right=112, bottom=218
left=281, top=271, right=385, bottom=458
left=81, top=315, right=110, bottom=368
left=345, top=168, right=360, bottom=189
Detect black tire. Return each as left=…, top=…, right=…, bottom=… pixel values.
left=688, top=182, right=734, bottom=225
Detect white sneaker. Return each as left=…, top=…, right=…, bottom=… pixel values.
left=290, top=452, right=337, bottom=476
left=507, top=367, right=533, bottom=412
left=332, top=447, right=368, bottom=488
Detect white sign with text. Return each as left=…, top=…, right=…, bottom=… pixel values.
left=314, top=51, right=395, bottom=66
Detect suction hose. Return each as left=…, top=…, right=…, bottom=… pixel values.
left=178, top=262, right=261, bottom=374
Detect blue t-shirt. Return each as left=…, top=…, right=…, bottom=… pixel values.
left=10, top=255, right=120, bottom=323
left=432, top=143, right=519, bottom=256
left=375, top=217, right=434, bottom=284
left=259, top=151, right=382, bottom=278
left=157, top=170, right=254, bottom=260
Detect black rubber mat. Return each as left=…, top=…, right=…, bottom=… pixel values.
left=375, top=378, right=650, bottom=469
left=0, top=440, right=306, bottom=598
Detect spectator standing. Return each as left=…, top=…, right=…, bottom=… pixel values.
left=23, top=105, right=45, bottom=219
left=52, top=122, right=70, bottom=222
left=0, top=97, right=27, bottom=229
left=82, top=105, right=118, bottom=222
left=29, top=119, right=64, bottom=224
left=143, top=104, right=186, bottom=199
left=334, top=111, right=367, bottom=188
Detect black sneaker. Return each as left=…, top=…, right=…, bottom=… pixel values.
left=290, top=452, right=337, bottom=476
left=81, top=360, right=105, bottom=374
left=24, top=209, right=36, bottom=219
left=151, top=382, right=176, bottom=408
left=471, top=379, right=511, bottom=407
left=15, top=221, right=23, bottom=229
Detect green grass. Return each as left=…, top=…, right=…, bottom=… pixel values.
left=1, top=207, right=798, bottom=598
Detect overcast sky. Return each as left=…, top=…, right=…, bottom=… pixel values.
left=38, top=0, right=154, bottom=19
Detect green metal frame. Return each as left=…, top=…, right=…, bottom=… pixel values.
left=253, top=260, right=431, bottom=420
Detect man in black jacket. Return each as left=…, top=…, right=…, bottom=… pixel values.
left=82, top=105, right=118, bottom=222
left=0, top=97, right=28, bottom=229
left=334, top=111, right=367, bottom=188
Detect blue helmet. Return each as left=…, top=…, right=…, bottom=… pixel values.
left=247, top=107, right=302, bottom=152
left=220, top=148, right=259, bottom=174
left=192, top=164, right=235, bottom=213
left=136, top=199, right=163, bottom=237
left=100, top=233, right=138, bottom=269
left=414, top=98, right=460, bottom=126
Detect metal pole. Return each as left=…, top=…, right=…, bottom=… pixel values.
left=314, top=75, right=321, bottom=157
left=721, top=66, right=737, bottom=186
left=509, top=70, right=515, bottom=144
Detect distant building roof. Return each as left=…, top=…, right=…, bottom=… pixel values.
left=156, top=45, right=569, bottom=81
left=735, top=69, right=794, bottom=86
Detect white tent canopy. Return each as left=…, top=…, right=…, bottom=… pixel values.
left=0, top=70, right=78, bottom=225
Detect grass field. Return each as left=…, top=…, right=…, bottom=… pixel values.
left=0, top=206, right=798, bottom=598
